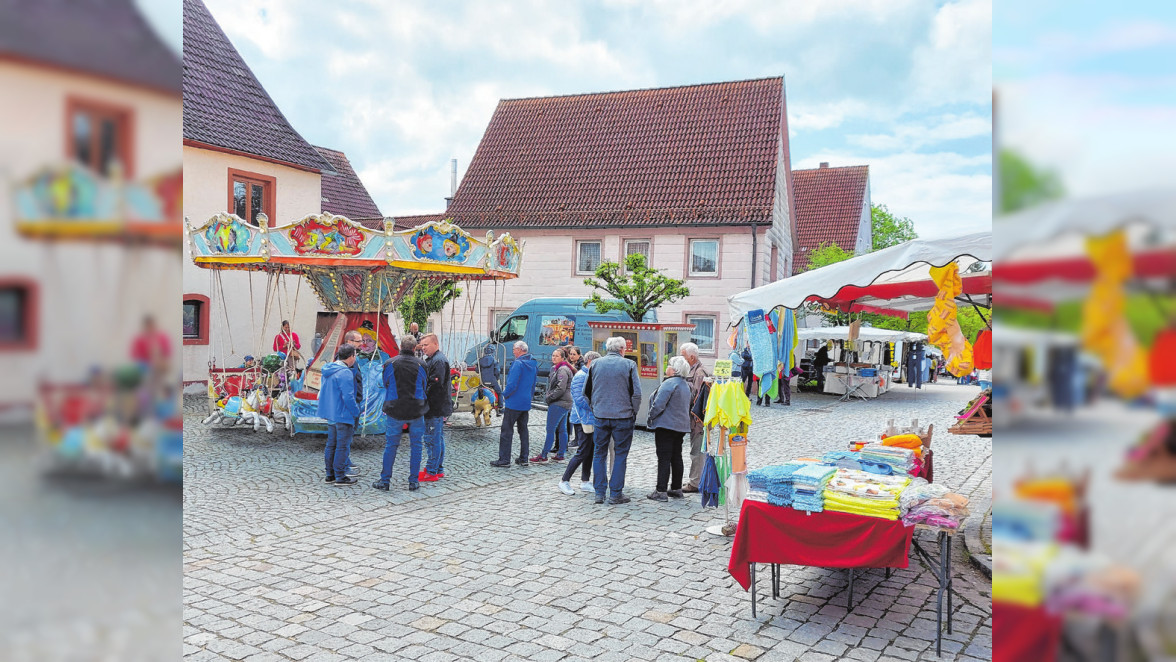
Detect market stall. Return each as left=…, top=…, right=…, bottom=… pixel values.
left=585, top=321, right=694, bottom=423
left=796, top=326, right=927, bottom=398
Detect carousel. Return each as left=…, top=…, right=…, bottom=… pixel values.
left=187, top=211, right=524, bottom=436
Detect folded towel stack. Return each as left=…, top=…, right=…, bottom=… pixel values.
left=899, top=477, right=970, bottom=528
left=791, top=464, right=837, bottom=512
left=747, top=460, right=814, bottom=507
left=859, top=444, right=917, bottom=474
left=821, top=450, right=863, bottom=471
left=823, top=469, right=910, bottom=520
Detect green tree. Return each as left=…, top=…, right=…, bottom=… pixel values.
left=871, top=204, right=917, bottom=250
left=806, top=241, right=855, bottom=272
left=397, top=280, right=462, bottom=331
left=582, top=253, right=690, bottom=322
left=999, top=148, right=1065, bottom=213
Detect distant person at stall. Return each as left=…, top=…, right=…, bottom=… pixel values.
left=584, top=336, right=643, bottom=505
left=646, top=356, right=692, bottom=502
left=679, top=343, right=711, bottom=494
left=491, top=342, right=538, bottom=467
left=318, top=344, right=360, bottom=486
left=273, top=320, right=301, bottom=368
left=907, top=341, right=925, bottom=389
left=373, top=336, right=427, bottom=492
left=533, top=347, right=574, bottom=463
left=408, top=322, right=422, bottom=341
left=130, top=315, right=171, bottom=376
left=740, top=346, right=754, bottom=397
left=418, top=333, right=452, bottom=482
left=559, top=350, right=600, bottom=495
left=478, top=344, right=502, bottom=411
left=776, top=364, right=803, bottom=406
left=813, top=345, right=831, bottom=392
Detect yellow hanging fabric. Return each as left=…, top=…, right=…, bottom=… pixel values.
left=1081, top=231, right=1149, bottom=398
left=703, top=381, right=753, bottom=429
left=926, top=263, right=975, bottom=377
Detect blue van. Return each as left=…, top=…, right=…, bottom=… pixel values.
left=464, top=298, right=657, bottom=400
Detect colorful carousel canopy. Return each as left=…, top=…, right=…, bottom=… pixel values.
left=14, top=162, right=182, bottom=246
left=186, top=212, right=525, bottom=312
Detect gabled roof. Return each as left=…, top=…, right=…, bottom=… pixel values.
left=442, top=77, right=785, bottom=229
left=182, top=0, right=330, bottom=172
left=792, top=163, right=869, bottom=270
left=313, top=146, right=384, bottom=230
left=0, top=0, right=180, bottom=94
left=393, top=213, right=446, bottom=231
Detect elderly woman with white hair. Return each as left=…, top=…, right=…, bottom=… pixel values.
left=645, top=355, right=693, bottom=502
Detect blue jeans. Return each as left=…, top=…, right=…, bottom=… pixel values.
left=379, top=416, right=424, bottom=485
left=592, top=417, right=634, bottom=498
left=541, top=404, right=570, bottom=458
left=424, top=417, right=445, bottom=474
left=325, top=422, right=354, bottom=479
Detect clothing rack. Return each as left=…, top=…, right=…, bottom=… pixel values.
left=703, top=375, right=748, bottom=537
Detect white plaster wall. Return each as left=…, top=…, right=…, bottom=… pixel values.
left=181, top=146, right=322, bottom=383
left=434, top=226, right=769, bottom=370
left=0, top=63, right=181, bottom=405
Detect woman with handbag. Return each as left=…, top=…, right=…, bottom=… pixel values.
left=532, top=348, right=576, bottom=463
left=559, top=351, right=600, bottom=495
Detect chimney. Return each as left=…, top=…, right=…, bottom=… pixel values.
left=819, top=162, right=829, bottom=169
left=444, top=158, right=457, bottom=209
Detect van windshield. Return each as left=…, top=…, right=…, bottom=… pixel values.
left=500, top=315, right=528, bottom=342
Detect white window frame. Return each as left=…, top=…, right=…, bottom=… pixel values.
left=575, top=240, right=602, bottom=275
left=688, top=238, right=720, bottom=277
left=686, top=314, right=718, bottom=356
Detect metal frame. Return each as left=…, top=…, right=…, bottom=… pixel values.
left=911, top=527, right=956, bottom=656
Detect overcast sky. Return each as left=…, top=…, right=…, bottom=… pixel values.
left=162, top=0, right=991, bottom=239
left=995, top=1, right=1176, bottom=201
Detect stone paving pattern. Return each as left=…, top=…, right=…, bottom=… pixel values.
left=184, top=383, right=992, bottom=661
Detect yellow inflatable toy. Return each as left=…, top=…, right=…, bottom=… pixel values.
left=926, top=263, right=974, bottom=377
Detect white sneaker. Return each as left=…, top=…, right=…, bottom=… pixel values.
left=580, top=481, right=594, bottom=493
left=558, top=481, right=575, bottom=496
left=348, top=465, right=361, bottom=476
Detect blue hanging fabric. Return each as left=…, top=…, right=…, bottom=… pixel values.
left=745, top=309, right=776, bottom=397
left=700, top=454, right=720, bottom=507
left=778, top=308, right=799, bottom=374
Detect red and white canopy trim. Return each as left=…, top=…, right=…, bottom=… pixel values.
left=586, top=322, right=696, bottom=331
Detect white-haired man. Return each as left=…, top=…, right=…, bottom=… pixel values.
left=679, top=342, right=711, bottom=493
left=583, top=336, right=642, bottom=505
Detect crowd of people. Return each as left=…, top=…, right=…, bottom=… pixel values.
left=314, top=328, right=721, bottom=505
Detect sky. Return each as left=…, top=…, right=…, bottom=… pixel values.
left=995, top=1, right=1176, bottom=201
left=159, top=0, right=992, bottom=239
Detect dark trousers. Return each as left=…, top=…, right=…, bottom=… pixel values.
left=776, top=378, right=791, bottom=404
left=497, top=407, right=529, bottom=462
left=653, top=428, right=685, bottom=492
left=742, top=373, right=754, bottom=397
left=592, top=417, right=634, bottom=498
left=562, top=424, right=594, bottom=482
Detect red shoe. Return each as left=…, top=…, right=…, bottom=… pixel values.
left=418, top=471, right=441, bottom=482
left=528, top=455, right=549, bottom=463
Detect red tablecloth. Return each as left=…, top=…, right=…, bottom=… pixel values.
left=993, top=602, right=1062, bottom=662
left=728, top=500, right=914, bottom=590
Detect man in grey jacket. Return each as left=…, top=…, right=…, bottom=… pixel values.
left=583, top=336, right=642, bottom=505
left=679, top=342, right=711, bottom=493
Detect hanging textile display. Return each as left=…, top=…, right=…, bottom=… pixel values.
left=703, top=381, right=753, bottom=429
left=778, top=308, right=799, bottom=374
left=745, top=309, right=777, bottom=397
left=926, top=263, right=975, bottom=377
left=701, top=454, right=721, bottom=507
left=1081, top=231, right=1149, bottom=398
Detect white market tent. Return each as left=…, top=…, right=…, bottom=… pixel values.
left=796, top=326, right=926, bottom=343
left=728, top=231, right=992, bottom=323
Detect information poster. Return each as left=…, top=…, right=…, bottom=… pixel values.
left=639, top=342, right=658, bottom=378
left=714, top=359, right=733, bottom=378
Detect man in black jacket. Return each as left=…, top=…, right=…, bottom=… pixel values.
left=418, top=334, right=454, bottom=482
left=373, top=336, right=428, bottom=492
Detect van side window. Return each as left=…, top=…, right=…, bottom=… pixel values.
left=500, top=315, right=528, bottom=342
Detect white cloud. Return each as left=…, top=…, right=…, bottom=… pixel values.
left=847, top=113, right=991, bottom=151
left=908, top=0, right=992, bottom=108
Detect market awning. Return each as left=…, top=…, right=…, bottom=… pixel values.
left=728, top=231, right=991, bottom=322
left=796, top=326, right=926, bottom=343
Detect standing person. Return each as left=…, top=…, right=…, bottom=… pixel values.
left=407, top=322, right=422, bottom=341
left=584, top=336, right=642, bottom=505
left=564, top=345, right=584, bottom=445
left=776, top=365, right=802, bottom=405
left=339, top=330, right=365, bottom=477
left=559, top=351, right=599, bottom=495
left=491, top=342, right=537, bottom=467
left=813, top=344, right=831, bottom=392
left=646, top=356, right=692, bottom=502
left=533, top=348, right=575, bottom=462
left=740, top=346, right=754, bottom=397
left=372, top=336, right=427, bottom=492
left=317, top=344, right=360, bottom=486
left=478, top=344, right=502, bottom=411
left=679, top=343, right=711, bottom=494
left=417, top=334, right=452, bottom=481
left=273, top=320, right=302, bottom=369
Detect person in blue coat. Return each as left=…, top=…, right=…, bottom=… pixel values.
left=317, top=344, right=361, bottom=486
left=490, top=342, right=537, bottom=467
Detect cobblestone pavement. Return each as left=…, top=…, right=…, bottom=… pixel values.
left=184, top=382, right=991, bottom=662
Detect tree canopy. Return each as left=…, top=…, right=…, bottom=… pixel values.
left=999, top=148, right=1065, bottom=214
left=871, top=204, right=918, bottom=251
left=397, top=280, right=462, bottom=332
left=582, top=253, right=690, bottom=322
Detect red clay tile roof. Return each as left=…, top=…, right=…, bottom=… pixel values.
left=314, top=146, right=384, bottom=229
left=182, top=0, right=330, bottom=172
left=0, top=0, right=181, bottom=93
left=792, top=163, right=869, bottom=270
left=443, top=77, right=784, bottom=229
left=392, top=213, right=446, bottom=231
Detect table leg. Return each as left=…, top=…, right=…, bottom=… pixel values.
left=946, top=532, right=953, bottom=635
left=750, top=563, right=757, bottom=618
left=772, top=563, right=779, bottom=599
left=935, top=532, right=946, bottom=656
left=847, top=568, right=854, bottom=610
left=1099, top=624, right=1116, bottom=662
left=885, top=567, right=891, bottom=580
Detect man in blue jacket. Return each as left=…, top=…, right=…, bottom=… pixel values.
left=584, top=336, right=642, bottom=504
left=373, top=336, right=428, bottom=492
left=490, top=341, right=537, bottom=467
left=317, top=344, right=361, bottom=486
